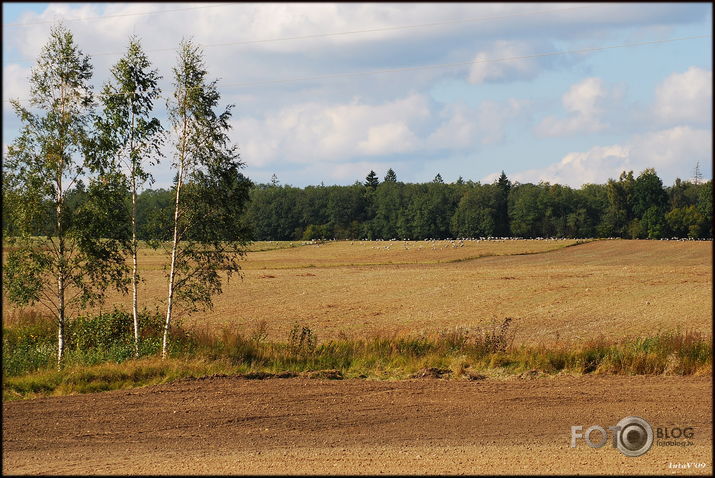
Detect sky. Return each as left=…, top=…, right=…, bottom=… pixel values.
left=2, top=2, right=712, bottom=189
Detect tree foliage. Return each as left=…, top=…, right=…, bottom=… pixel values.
left=160, top=39, right=251, bottom=357
left=364, top=170, right=379, bottom=189
left=95, top=36, right=164, bottom=357
left=237, top=170, right=711, bottom=241
left=3, top=25, right=130, bottom=367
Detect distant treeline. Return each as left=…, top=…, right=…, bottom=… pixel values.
left=8, top=168, right=711, bottom=241
left=244, top=169, right=711, bottom=240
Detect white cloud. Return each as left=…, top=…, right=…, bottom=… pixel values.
left=499, top=126, right=712, bottom=187
left=426, top=104, right=480, bottom=149
left=535, top=77, right=618, bottom=136
left=653, top=67, right=712, bottom=125
left=358, top=121, right=419, bottom=155
left=233, top=94, right=430, bottom=166
left=628, top=126, right=712, bottom=181
left=3, top=3, right=711, bottom=187
left=468, top=40, right=544, bottom=84
left=475, top=98, right=530, bottom=145
left=234, top=94, right=530, bottom=170
left=2, top=64, right=31, bottom=112
left=427, top=98, right=529, bottom=149
left=562, top=77, right=606, bottom=117
left=508, top=144, right=632, bottom=186
left=5, top=4, right=708, bottom=112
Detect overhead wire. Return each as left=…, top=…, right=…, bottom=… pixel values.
left=2, top=3, right=710, bottom=103
left=217, top=35, right=712, bottom=89
left=3, top=34, right=710, bottom=105
left=86, top=4, right=605, bottom=57
left=3, top=3, right=229, bottom=27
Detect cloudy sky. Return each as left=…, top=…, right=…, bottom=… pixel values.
left=3, top=2, right=712, bottom=188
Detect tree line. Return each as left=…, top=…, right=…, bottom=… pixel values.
left=84, top=167, right=709, bottom=242
left=246, top=168, right=711, bottom=240
left=3, top=25, right=251, bottom=366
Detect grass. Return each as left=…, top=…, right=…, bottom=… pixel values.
left=3, top=312, right=711, bottom=401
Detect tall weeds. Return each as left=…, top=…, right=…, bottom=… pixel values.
left=3, top=312, right=711, bottom=400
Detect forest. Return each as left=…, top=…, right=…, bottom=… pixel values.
left=38, top=168, right=709, bottom=242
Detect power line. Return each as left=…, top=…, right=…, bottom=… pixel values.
left=5, top=4, right=607, bottom=55
left=3, top=34, right=710, bottom=104
left=3, top=3, right=229, bottom=27
left=86, top=4, right=604, bottom=57
left=216, top=34, right=714, bottom=88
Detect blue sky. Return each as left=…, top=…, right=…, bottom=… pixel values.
left=3, top=2, right=712, bottom=188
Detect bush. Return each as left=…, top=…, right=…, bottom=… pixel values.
left=288, top=324, right=317, bottom=356
left=2, top=308, right=192, bottom=376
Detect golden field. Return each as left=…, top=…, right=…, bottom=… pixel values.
left=3, top=239, right=711, bottom=344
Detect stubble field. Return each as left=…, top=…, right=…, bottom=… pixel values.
left=79, top=238, right=711, bottom=344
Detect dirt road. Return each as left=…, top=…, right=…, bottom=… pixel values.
left=3, top=375, right=711, bottom=475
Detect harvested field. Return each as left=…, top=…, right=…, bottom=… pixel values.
left=4, top=239, right=711, bottom=343
left=133, top=238, right=585, bottom=270
left=3, top=375, right=711, bottom=475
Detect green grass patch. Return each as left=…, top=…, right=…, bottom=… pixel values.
left=3, top=312, right=711, bottom=401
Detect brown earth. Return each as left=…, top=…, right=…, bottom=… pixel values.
left=3, top=375, right=711, bottom=475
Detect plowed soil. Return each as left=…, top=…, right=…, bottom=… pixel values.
left=3, top=375, right=711, bottom=475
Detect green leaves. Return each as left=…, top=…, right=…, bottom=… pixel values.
left=162, top=38, right=251, bottom=330
left=72, top=174, right=132, bottom=306
left=29, top=24, right=93, bottom=111
left=94, top=36, right=164, bottom=179
left=3, top=241, right=51, bottom=308
left=364, top=170, right=379, bottom=189
left=4, top=24, right=135, bottom=365
left=633, top=168, right=669, bottom=218
left=384, top=168, right=398, bottom=183
left=451, top=185, right=499, bottom=238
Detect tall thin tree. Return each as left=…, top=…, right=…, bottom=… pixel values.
left=161, top=39, right=252, bottom=359
left=3, top=24, right=129, bottom=368
left=95, top=36, right=164, bottom=357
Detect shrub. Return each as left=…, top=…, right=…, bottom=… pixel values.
left=288, top=324, right=317, bottom=356
left=2, top=309, right=192, bottom=376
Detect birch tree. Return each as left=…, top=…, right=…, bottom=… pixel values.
left=161, top=39, right=252, bottom=358
left=95, top=36, right=163, bottom=357
left=3, top=24, right=130, bottom=368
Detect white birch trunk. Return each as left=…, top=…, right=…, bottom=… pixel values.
left=57, top=234, right=65, bottom=370
left=162, top=100, right=188, bottom=359
left=56, top=173, right=66, bottom=370
left=129, top=99, right=140, bottom=358
left=162, top=161, right=183, bottom=359
left=56, top=83, right=66, bottom=370
left=131, top=175, right=139, bottom=357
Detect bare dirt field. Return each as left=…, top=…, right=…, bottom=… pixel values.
left=3, top=375, right=711, bottom=475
